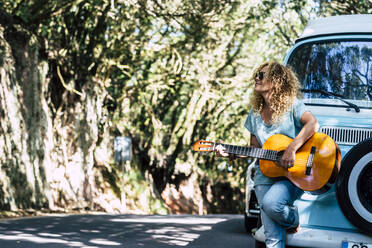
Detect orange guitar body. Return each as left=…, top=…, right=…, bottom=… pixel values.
left=260, top=132, right=341, bottom=193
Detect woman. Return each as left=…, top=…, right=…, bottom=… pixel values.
left=216, top=61, right=319, bottom=248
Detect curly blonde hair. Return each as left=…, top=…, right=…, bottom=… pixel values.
left=249, top=61, right=302, bottom=123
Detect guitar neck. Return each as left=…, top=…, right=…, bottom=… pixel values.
left=217, top=143, right=279, bottom=161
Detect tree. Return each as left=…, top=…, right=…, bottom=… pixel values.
left=0, top=0, right=370, bottom=214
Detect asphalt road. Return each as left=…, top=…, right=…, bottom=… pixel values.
left=0, top=214, right=255, bottom=248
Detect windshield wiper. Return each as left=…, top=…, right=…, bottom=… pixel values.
left=301, top=89, right=360, bottom=113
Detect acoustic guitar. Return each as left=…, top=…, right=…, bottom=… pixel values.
left=193, top=132, right=341, bottom=194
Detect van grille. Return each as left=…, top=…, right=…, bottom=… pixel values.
left=319, top=126, right=372, bottom=145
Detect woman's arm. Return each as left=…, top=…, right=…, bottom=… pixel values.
left=279, top=111, right=319, bottom=168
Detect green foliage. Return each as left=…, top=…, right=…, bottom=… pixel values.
left=106, top=0, right=372, bottom=213
left=108, top=0, right=310, bottom=212
left=1, top=0, right=371, bottom=213
left=318, top=0, right=372, bottom=15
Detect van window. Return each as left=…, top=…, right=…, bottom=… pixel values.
left=287, top=40, right=372, bottom=108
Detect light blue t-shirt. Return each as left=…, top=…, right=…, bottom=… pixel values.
left=244, top=99, right=308, bottom=185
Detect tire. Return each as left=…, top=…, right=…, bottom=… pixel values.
left=336, top=138, right=372, bottom=235
left=244, top=212, right=258, bottom=233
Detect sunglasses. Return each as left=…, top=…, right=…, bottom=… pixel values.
left=256, top=71, right=265, bottom=80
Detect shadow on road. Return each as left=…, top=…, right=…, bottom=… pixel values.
left=0, top=214, right=255, bottom=248
left=186, top=215, right=254, bottom=248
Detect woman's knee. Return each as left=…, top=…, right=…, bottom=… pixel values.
left=261, top=195, right=285, bottom=218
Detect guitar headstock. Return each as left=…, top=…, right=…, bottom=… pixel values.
left=193, top=140, right=215, bottom=152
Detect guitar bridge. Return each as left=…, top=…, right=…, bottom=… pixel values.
left=306, top=146, right=316, bottom=175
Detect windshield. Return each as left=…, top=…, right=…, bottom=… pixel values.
left=287, top=40, right=372, bottom=108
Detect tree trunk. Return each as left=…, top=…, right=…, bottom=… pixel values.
left=0, top=23, right=118, bottom=213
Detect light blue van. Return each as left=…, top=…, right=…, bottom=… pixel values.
left=245, top=14, right=372, bottom=248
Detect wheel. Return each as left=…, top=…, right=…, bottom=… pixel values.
left=336, top=138, right=372, bottom=235
left=244, top=212, right=258, bottom=233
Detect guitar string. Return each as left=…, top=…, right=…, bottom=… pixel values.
left=218, top=144, right=322, bottom=166
left=222, top=145, right=314, bottom=159
left=198, top=143, right=324, bottom=165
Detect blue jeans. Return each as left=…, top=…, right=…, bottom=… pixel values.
left=255, top=180, right=304, bottom=248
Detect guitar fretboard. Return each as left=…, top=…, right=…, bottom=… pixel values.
left=218, top=143, right=279, bottom=161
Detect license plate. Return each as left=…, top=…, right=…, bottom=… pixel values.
left=342, top=241, right=372, bottom=248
